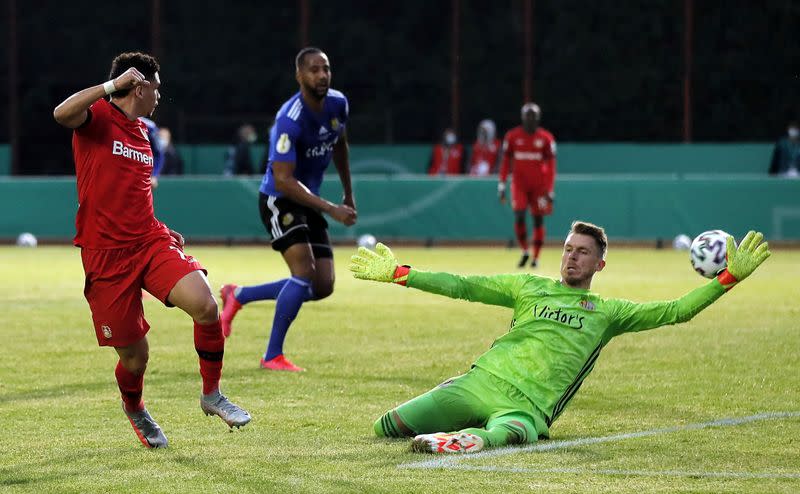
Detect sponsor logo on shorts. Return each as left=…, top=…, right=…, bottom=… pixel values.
left=102, top=325, right=112, bottom=339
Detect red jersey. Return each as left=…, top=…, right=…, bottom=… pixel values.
left=428, top=143, right=465, bottom=175
left=72, top=98, right=168, bottom=248
left=499, top=126, right=557, bottom=192
left=468, top=138, right=501, bottom=176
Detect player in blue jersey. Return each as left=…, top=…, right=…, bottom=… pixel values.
left=219, top=47, right=357, bottom=371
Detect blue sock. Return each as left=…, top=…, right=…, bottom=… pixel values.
left=237, top=279, right=290, bottom=304
left=264, top=276, right=313, bottom=360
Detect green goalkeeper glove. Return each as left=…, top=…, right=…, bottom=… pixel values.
left=716, top=230, right=771, bottom=290
left=349, top=242, right=411, bottom=285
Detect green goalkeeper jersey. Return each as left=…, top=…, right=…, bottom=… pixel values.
left=405, top=270, right=726, bottom=427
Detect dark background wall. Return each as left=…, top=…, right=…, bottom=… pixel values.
left=3, top=0, right=799, bottom=174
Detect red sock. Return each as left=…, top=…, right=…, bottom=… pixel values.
left=115, top=361, right=144, bottom=413
left=194, top=320, right=224, bottom=395
left=514, top=222, right=529, bottom=252
left=533, top=226, right=545, bottom=259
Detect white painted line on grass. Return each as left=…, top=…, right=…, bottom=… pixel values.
left=399, top=411, right=800, bottom=471
left=442, top=465, right=800, bottom=480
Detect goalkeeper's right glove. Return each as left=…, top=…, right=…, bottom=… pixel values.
left=716, top=230, right=771, bottom=291
left=349, top=242, right=411, bottom=285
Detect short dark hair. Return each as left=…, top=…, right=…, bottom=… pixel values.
left=295, top=46, right=324, bottom=70
left=107, top=52, right=160, bottom=98
left=570, top=220, right=608, bottom=259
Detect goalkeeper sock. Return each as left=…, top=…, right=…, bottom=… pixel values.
left=264, top=276, right=312, bottom=361
left=115, top=361, right=144, bottom=413
left=533, top=226, right=545, bottom=260
left=514, top=221, right=529, bottom=252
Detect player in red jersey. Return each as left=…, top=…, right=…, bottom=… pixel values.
left=53, top=52, right=250, bottom=449
left=498, top=103, right=557, bottom=268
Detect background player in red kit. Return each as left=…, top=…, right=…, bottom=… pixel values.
left=498, top=103, right=557, bottom=268
left=53, top=52, right=250, bottom=449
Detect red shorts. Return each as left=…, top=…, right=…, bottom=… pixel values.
left=80, top=234, right=205, bottom=347
left=511, top=182, right=553, bottom=215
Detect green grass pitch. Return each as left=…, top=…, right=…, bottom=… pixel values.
left=1, top=244, right=798, bottom=493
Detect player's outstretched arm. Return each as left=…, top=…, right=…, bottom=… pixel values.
left=610, top=231, right=771, bottom=335
left=716, top=230, right=771, bottom=291
left=349, top=243, right=521, bottom=307
left=53, top=67, right=151, bottom=128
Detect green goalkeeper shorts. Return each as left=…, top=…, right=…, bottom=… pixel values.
left=374, top=366, right=549, bottom=440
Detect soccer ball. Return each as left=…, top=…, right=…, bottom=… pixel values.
left=672, top=234, right=692, bottom=250
left=689, top=230, right=730, bottom=278
left=357, top=234, right=377, bottom=249
left=16, top=232, right=38, bottom=248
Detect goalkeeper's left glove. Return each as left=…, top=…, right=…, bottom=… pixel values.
left=716, top=230, right=771, bottom=290
left=349, top=242, right=411, bottom=285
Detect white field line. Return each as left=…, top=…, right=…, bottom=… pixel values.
left=399, top=411, right=800, bottom=472
left=440, top=465, right=800, bottom=480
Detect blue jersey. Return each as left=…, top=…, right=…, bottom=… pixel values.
left=259, top=90, right=349, bottom=197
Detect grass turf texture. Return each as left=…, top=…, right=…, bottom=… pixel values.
left=1, top=245, right=798, bottom=493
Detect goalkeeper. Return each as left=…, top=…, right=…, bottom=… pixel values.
left=349, top=221, right=771, bottom=454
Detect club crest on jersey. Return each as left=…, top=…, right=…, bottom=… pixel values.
left=282, top=213, right=294, bottom=226
left=101, top=325, right=112, bottom=339
left=140, top=127, right=150, bottom=142
left=330, top=118, right=339, bottom=130
left=535, top=139, right=543, bottom=147
left=579, top=300, right=596, bottom=311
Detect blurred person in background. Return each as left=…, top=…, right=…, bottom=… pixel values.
left=428, top=128, right=465, bottom=175
left=158, top=127, right=184, bottom=175
left=224, top=123, right=257, bottom=176
left=219, top=47, right=357, bottom=372
left=498, top=103, right=557, bottom=268
left=52, top=51, right=250, bottom=449
left=140, top=116, right=164, bottom=187
left=468, top=119, right=501, bottom=176
left=769, top=120, right=800, bottom=178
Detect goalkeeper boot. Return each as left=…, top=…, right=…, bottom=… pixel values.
left=517, top=252, right=530, bottom=268
left=219, top=284, right=241, bottom=338
left=200, top=390, right=252, bottom=428
left=122, top=402, right=168, bottom=449
left=260, top=354, right=304, bottom=372
left=410, top=432, right=484, bottom=454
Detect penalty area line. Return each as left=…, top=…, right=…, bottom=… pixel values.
left=398, top=411, right=800, bottom=471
